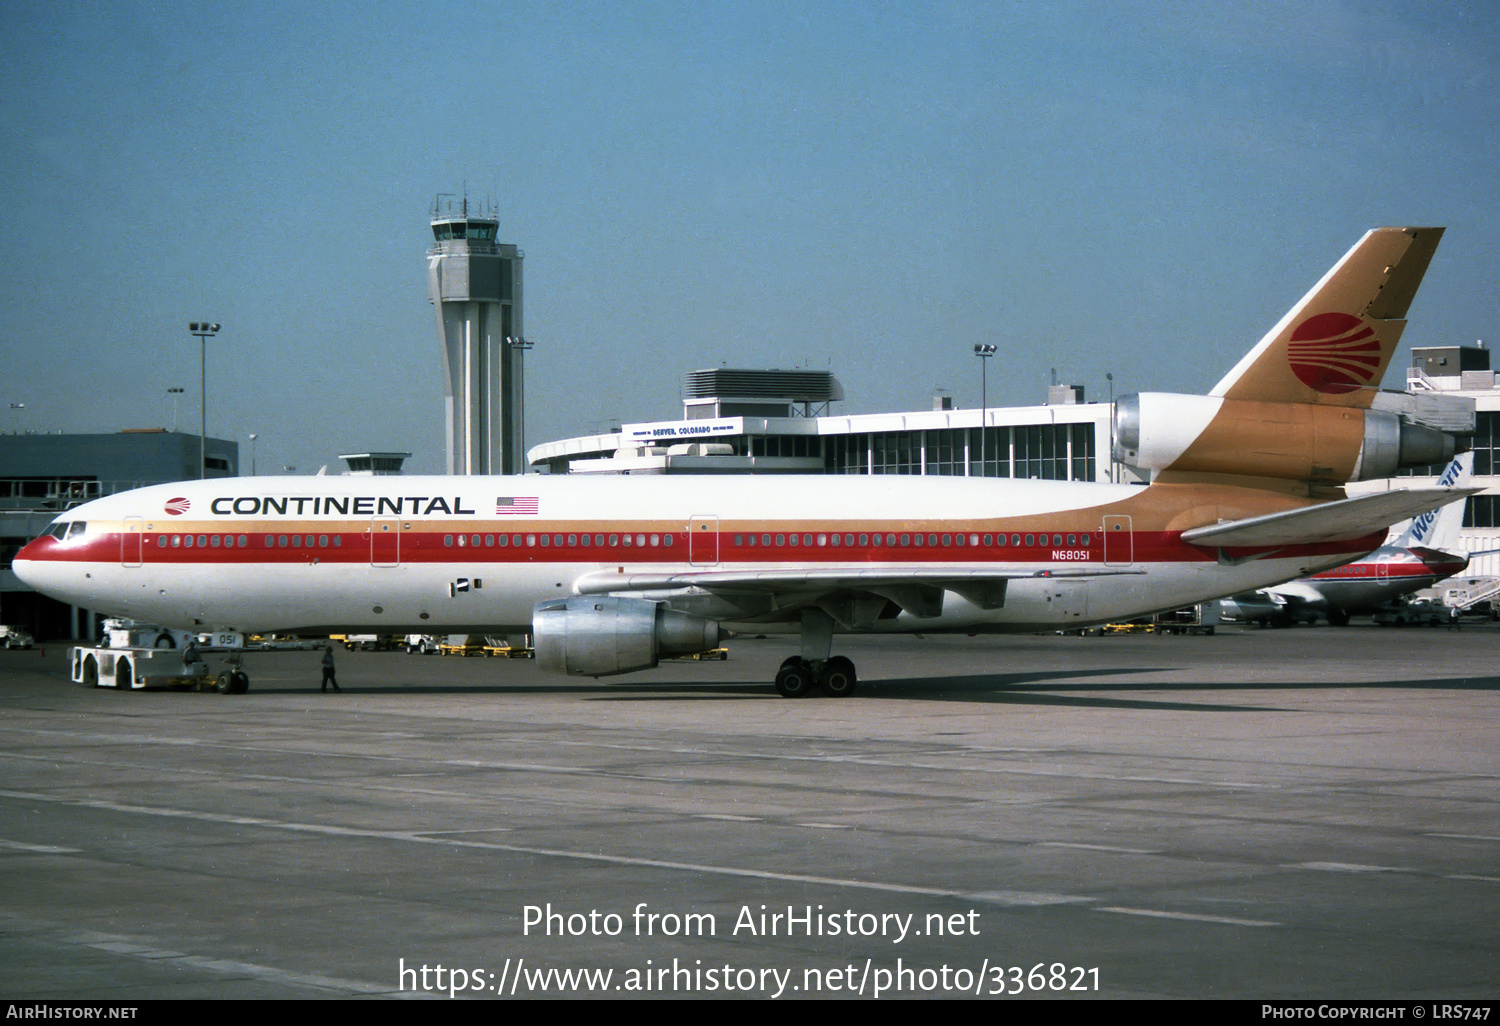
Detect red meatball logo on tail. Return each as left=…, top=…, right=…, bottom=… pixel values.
left=1287, top=313, right=1382, bottom=394
left=164, top=497, right=190, bottom=516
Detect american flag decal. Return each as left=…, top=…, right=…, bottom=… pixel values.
left=495, top=496, right=539, bottom=515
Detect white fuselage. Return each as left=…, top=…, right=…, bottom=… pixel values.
left=14, top=474, right=1378, bottom=637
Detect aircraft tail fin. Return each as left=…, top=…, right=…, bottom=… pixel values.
left=1210, top=227, right=1444, bottom=408
left=1392, top=451, right=1473, bottom=550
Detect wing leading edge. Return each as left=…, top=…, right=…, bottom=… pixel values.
left=575, top=565, right=1143, bottom=596
left=572, top=565, right=1146, bottom=623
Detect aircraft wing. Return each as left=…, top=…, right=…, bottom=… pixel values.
left=572, top=565, right=1145, bottom=621
left=573, top=565, right=1144, bottom=595
left=1180, top=487, right=1481, bottom=549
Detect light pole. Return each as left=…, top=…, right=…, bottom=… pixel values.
left=973, top=344, right=996, bottom=476
left=1106, top=372, right=1115, bottom=483
left=189, top=323, right=220, bottom=479
left=506, top=335, right=534, bottom=471
left=248, top=433, right=257, bottom=477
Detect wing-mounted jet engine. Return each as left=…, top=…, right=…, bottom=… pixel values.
left=534, top=596, right=723, bottom=677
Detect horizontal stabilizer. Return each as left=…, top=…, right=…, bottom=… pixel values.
left=1181, top=487, right=1480, bottom=549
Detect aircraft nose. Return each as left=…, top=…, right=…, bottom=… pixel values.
left=12, top=536, right=61, bottom=592
left=13, top=540, right=42, bottom=584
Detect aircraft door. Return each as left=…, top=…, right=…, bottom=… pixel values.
left=689, top=515, right=719, bottom=566
left=371, top=519, right=400, bottom=567
left=121, top=517, right=143, bottom=568
left=1103, top=515, right=1133, bottom=566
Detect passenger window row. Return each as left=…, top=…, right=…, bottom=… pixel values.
left=735, top=532, right=1091, bottom=548
left=106, top=528, right=1096, bottom=552
left=443, top=533, right=674, bottom=548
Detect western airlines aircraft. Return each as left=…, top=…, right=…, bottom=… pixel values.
left=1246, top=452, right=1475, bottom=625
left=1215, top=452, right=1474, bottom=626
left=13, top=227, right=1473, bottom=697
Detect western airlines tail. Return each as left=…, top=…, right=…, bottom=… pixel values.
left=1392, top=451, right=1473, bottom=550
left=1211, top=227, right=1444, bottom=407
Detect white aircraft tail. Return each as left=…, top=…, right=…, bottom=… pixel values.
left=1393, top=451, right=1473, bottom=550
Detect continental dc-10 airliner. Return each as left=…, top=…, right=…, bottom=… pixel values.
left=14, top=227, right=1473, bottom=696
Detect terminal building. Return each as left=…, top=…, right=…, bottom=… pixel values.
left=529, top=368, right=1120, bottom=482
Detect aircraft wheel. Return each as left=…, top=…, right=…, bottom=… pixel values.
left=774, top=660, right=815, bottom=698
left=821, top=656, right=858, bottom=698
left=216, top=672, right=233, bottom=694
left=229, top=670, right=250, bottom=694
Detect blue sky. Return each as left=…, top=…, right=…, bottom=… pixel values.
left=2, top=1, right=1496, bottom=475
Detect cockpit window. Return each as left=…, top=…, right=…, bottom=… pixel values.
left=44, top=521, right=87, bottom=542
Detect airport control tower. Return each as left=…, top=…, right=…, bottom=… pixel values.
left=426, top=197, right=525, bottom=475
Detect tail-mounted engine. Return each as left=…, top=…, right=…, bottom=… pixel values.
left=533, top=596, right=723, bottom=677
left=1113, top=392, right=1456, bottom=484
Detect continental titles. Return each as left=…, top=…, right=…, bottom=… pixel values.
left=210, top=496, right=476, bottom=517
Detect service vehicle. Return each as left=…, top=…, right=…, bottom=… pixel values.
left=0, top=625, right=34, bottom=649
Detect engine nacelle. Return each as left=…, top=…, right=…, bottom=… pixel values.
left=1113, top=392, right=1456, bottom=483
left=533, top=596, right=723, bottom=677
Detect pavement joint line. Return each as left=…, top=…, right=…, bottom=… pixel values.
left=1095, top=906, right=1280, bottom=927
left=0, top=724, right=1294, bottom=790
left=1287, top=861, right=1406, bottom=873
left=0, top=916, right=393, bottom=996
left=0, top=786, right=1094, bottom=908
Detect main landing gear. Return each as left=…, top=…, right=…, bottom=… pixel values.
left=773, top=609, right=858, bottom=698
left=774, top=655, right=857, bottom=698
